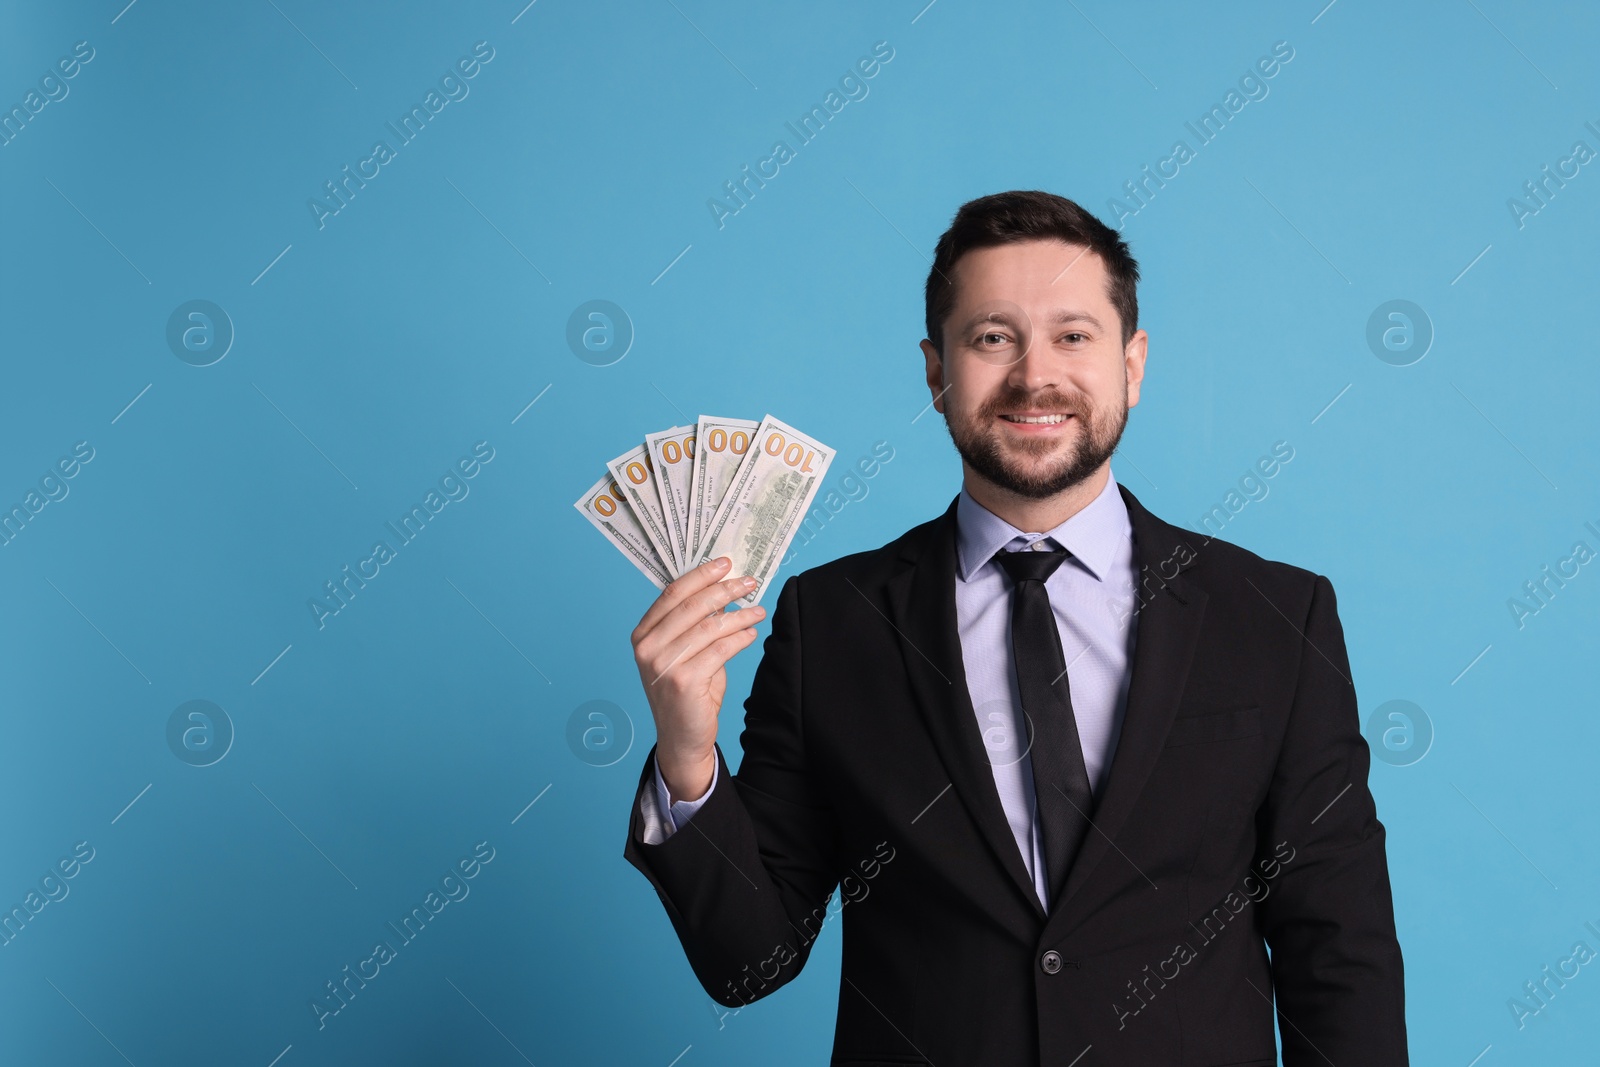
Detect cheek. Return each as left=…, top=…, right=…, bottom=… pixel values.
left=949, top=364, right=1003, bottom=410
left=949, top=383, right=992, bottom=423
left=1079, top=359, right=1127, bottom=402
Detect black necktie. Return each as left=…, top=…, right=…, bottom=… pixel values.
left=994, top=545, right=1094, bottom=910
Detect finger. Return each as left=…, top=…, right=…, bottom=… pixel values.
left=681, top=620, right=763, bottom=678
left=662, top=571, right=758, bottom=636
left=645, top=572, right=758, bottom=654
left=634, top=556, right=733, bottom=642
left=647, top=604, right=765, bottom=686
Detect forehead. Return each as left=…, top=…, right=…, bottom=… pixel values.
left=949, top=239, right=1112, bottom=310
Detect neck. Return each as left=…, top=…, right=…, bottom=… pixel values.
left=962, top=462, right=1110, bottom=533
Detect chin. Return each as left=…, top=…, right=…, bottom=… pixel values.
left=988, top=460, right=1082, bottom=496
left=996, top=437, right=1072, bottom=464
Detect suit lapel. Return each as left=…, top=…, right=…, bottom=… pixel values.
left=1043, top=484, right=1208, bottom=934
left=885, top=496, right=1049, bottom=920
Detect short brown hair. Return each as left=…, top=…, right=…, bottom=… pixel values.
left=924, top=190, right=1140, bottom=356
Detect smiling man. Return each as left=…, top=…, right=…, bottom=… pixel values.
left=624, top=190, right=1408, bottom=1065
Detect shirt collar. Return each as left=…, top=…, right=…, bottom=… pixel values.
left=955, top=468, right=1131, bottom=583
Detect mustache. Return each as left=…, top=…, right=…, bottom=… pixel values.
left=977, top=388, right=1089, bottom=418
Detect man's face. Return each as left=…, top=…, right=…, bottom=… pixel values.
left=920, top=239, right=1147, bottom=500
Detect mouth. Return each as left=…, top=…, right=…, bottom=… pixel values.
left=997, top=412, right=1073, bottom=426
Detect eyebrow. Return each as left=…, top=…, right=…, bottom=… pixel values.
left=1044, top=309, right=1104, bottom=329
left=957, top=308, right=1105, bottom=332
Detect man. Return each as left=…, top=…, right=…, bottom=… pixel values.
left=624, top=190, right=1408, bottom=1065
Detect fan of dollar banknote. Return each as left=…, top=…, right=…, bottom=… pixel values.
left=575, top=415, right=835, bottom=606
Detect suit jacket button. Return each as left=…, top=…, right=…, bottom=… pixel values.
left=1041, top=950, right=1063, bottom=975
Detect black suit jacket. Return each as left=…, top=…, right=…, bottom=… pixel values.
left=625, top=485, right=1407, bottom=1066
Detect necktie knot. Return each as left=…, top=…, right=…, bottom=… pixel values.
left=994, top=545, right=1070, bottom=586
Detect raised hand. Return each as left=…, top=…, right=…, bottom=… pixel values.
left=631, top=555, right=766, bottom=801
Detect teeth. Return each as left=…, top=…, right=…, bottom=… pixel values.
left=1001, top=414, right=1069, bottom=424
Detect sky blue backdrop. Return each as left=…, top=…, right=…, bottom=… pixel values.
left=2, top=0, right=1597, bottom=1064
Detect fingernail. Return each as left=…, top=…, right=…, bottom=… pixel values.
left=743, top=577, right=757, bottom=589
left=713, top=557, right=729, bottom=570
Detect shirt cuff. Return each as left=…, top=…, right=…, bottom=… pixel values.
left=638, top=753, right=718, bottom=844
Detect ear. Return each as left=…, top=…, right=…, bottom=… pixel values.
left=1123, top=329, right=1148, bottom=409
left=919, top=339, right=947, bottom=413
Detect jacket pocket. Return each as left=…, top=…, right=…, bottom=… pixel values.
left=1164, top=705, right=1262, bottom=747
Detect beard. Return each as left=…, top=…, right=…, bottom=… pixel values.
left=943, top=379, right=1128, bottom=499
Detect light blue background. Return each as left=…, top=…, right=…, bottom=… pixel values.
left=2, top=0, right=1597, bottom=1063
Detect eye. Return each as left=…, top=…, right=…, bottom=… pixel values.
left=1062, top=332, right=1088, bottom=344
left=979, top=330, right=1012, bottom=346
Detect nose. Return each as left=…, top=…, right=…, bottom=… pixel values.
left=1005, top=330, right=1059, bottom=393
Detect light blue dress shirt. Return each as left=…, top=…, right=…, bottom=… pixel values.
left=640, top=470, right=1141, bottom=911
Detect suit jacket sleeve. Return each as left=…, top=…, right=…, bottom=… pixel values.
left=623, top=574, right=841, bottom=1007
left=1254, top=573, right=1408, bottom=1065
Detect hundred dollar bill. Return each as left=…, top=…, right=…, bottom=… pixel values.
left=645, top=424, right=696, bottom=574
left=695, top=414, right=835, bottom=606
left=606, top=442, right=681, bottom=578
left=687, top=415, right=759, bottom=562
left=574, top=471, right=672, bottom=590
